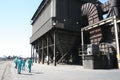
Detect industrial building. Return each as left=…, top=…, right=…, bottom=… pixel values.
left=30, top=0, right=120, bottom=69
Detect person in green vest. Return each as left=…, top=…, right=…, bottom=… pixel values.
left=27, top=58, right=33, bottom=73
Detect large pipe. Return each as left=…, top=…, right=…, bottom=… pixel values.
left=81, top=3, right=103, bottom=25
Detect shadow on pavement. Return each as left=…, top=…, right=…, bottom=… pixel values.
left=32, top=71, right=44, bottom=74
left=20, top=71, right=44, bottom=76
left=21, top=73, right=33, bottom=75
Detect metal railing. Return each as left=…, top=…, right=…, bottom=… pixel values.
left=81, top=16, right=120, bottom=68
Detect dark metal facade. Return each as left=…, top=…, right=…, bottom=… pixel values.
left=30, top=0, right=120, bottom=69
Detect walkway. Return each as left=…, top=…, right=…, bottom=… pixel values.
left=0, top=61, right=120, bottom=80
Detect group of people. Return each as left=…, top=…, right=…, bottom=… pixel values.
left=14, top=57, right=33, bottom=74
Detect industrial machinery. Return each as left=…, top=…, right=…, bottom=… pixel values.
left=30, top=0, right=120, bottom=69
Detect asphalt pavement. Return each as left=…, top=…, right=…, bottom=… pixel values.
left=0, top=61, right=120, bottom=80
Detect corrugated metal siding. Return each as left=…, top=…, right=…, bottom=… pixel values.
left=30, top=18, right=53, bottom=43
left=32, top=2, right=52, bottom=34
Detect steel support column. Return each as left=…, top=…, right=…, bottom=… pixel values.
left=33, top=45, right=35, bottom=63
left=38, top=41, right=41, bottom=63
left=42, top=38, right=44, bottom=64
left=35, top=45, right=37, bottom=63
left=53, top=29, right=56, bottom=66
left=47, top=35, right=49, bottom=65
left=81, top=29, right=85, bottom=65
left=113, top=16, right=120, bottom=68
left=81, top=29, right=84, bottom=54
left=38, top=46, right=40, bottom=63
left=38, top=41, right=40, bottom=63
left=31, top=45, right=33, bottom=58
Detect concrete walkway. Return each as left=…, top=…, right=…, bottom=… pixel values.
left=1, top=61, right=120, bottom=80
left=12, top=63, right=84, bottom=80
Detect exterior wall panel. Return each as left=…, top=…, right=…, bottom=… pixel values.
left=32, top=2, right=52, bottom=34
left=30, top=18, right=52, bottom=43
left=56, top=0, right=82, bottom=31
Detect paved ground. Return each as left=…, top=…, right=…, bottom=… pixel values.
left=0, top=61, right=120, bottom=80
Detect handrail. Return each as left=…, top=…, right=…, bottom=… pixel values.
left=81, top=16, right=120, bottom=31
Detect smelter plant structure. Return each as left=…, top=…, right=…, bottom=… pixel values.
left=30, top=0, right=120, bottom=69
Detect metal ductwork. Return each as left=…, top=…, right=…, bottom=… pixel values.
left=108, top=0, right=120, bottom=17
left=81, top=3, right=103, bottom=25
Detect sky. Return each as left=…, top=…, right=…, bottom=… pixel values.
left=0, top=0, right=42, bottom=57
left=0, top=0, right=106, bottom=58
left=100, top=0, right=106, bottom=3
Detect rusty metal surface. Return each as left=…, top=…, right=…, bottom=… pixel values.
left=81, top=2, right=103, bottom=44
left=81, top=2, right=103, bottom=25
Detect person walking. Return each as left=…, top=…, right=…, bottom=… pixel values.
left=27, top=58, right=33, bottom=73
left=14, top=57, right=18, bottom=69
left=21, top=59, right=26, bottom=70
left=17, top=57, right=22, bottom=74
